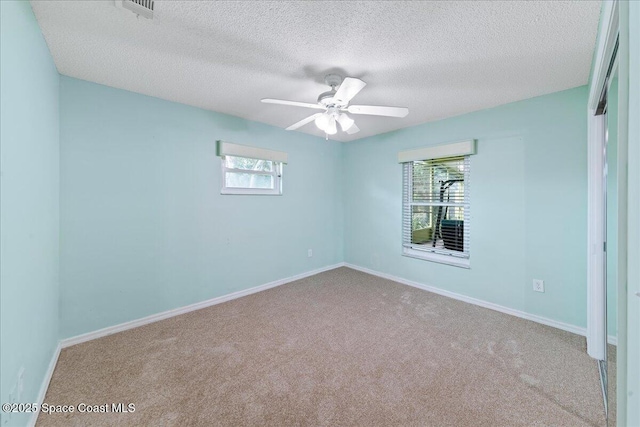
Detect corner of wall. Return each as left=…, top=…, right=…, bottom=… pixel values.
left=0, top=2, right=61, bottom=425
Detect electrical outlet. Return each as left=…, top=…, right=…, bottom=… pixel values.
left=307, top=249, right=312, bottom=258
left=533, top=279, right=544, bottom=293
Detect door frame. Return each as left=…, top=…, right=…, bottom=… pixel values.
left=587, top=0, right=618, bottom=361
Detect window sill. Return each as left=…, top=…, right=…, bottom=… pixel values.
left=402, top=247, right=470, bottom=269
left=221, top=188, right=282, bottom=196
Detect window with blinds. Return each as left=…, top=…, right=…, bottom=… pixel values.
left=402, top=155, right=471, bottom=267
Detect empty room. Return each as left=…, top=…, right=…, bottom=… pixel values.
left=1, top=0, right=639, bottom=426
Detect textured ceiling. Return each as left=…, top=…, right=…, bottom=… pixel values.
left=31, top=0, right=601, bottom=142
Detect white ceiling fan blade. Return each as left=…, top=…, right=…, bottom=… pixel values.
left=347, top=105, right=409, bottom=118
left=286, top=113, right=322, bottom=131
left=345, top=123, right=360, bottom=135
left=262, top=98, right=324, bottom=110
left=333, top=77, right=366, bottom=104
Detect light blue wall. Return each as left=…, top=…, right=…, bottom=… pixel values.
left=343, top=86, right=589, bottom=330
left=59, top=77, right=343, bottom=338
left=0, top=2, right=60, bottom=426
left=622, top=1, right=639, bottom=423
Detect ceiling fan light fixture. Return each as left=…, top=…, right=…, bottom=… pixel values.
left=336, top=113, right=355, bottom=132
left=315, top=113, right=330, bottom=131
left=325, top=117, right=337, bottom=135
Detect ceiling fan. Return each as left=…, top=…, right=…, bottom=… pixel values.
left=261, top=74, right=409, bottom=136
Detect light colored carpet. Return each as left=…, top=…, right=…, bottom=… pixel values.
left=38, top=267, right=615, bottom=426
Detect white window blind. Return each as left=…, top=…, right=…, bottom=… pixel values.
left=402, top=156, right=471, bottom=267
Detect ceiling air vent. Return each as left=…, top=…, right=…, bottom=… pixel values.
left=115, top=0, right=154, bottom=19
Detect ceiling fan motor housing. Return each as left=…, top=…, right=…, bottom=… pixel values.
left=318, top=74, right=348, bottom=108
left=318, top=90, right=340, bottom=107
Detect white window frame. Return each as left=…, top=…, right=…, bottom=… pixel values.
left=586, top=0, right=619, bottom=363
left=398, top=140, right=475, bottom=268
left=217, top=141, right=287, bottom=196
left=402, top=156, right=471, bottom=268
left=220, top=156, right=283, bottom=195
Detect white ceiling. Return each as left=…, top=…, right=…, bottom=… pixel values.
left=31, top=0, right=601, bottom=142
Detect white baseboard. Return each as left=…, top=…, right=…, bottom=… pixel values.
left=29, top=342, right=61, bottom=427
left=60, top=263, right=346, bottom=349
left=344, top=263, right=617, bottom=346
left=58, top=260, right=615, bottom=349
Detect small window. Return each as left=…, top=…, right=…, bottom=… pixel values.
left=221, top=155, right=282, bottom=195
left=402, top=155, right=471, bottom=267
